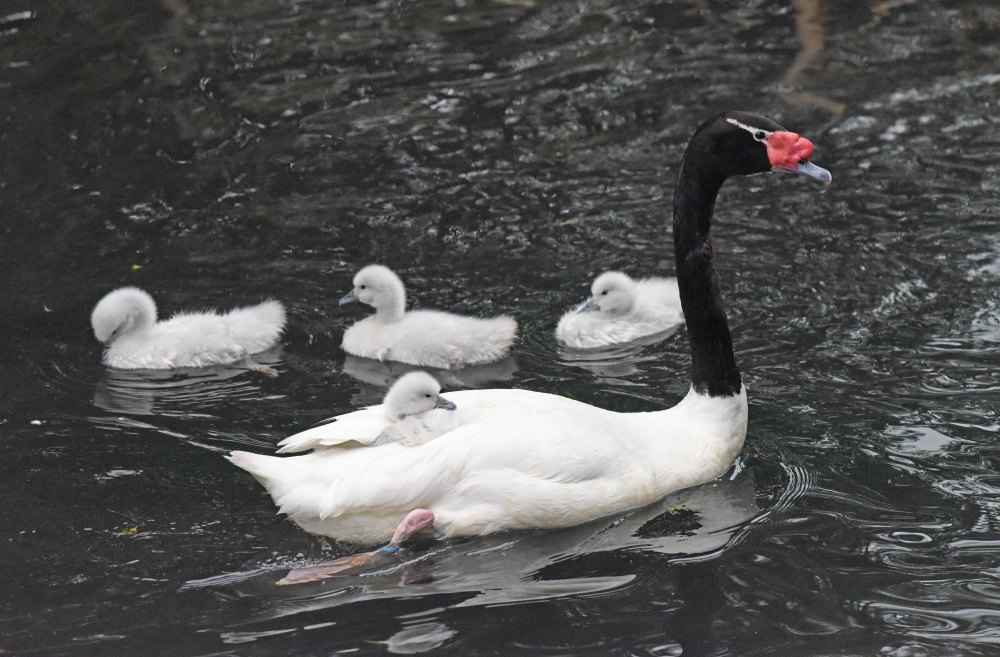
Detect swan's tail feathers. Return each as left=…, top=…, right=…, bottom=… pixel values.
left=225, top=299, right=287, bottom=355
left=226, top=450, right=308, bottom=489
left=226, top=450, right=280, bottom=486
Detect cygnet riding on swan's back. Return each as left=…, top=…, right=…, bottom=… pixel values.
left=338, top=265, right=517, bottom=368
left=556, top=271, right=683, bottom=348
left=228, top=112, right=831, bottom=557
left=278, top=371, right=459, bottom=452
left=91, top=287, right=286, bottom=369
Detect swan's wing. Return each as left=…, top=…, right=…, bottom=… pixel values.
left=309, top=393, right=621, bottom=521
left=276, top=407, right=392, bottom=453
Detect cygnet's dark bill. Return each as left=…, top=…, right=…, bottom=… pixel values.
left=436, top=397, right=457, bottom=411
left=339, top=290, right=359, bottom=305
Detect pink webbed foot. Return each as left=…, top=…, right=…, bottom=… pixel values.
left=277, top=552, right=379, bottom=585
left=276, top=509, right=436, bottom=585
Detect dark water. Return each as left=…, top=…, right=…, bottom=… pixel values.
left=2, top=0, right=1000, bottom=654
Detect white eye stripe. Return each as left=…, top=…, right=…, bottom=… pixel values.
left=725, top=117, right=773, bottom=143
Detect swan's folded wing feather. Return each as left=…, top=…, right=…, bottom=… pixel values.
left=313, top=408, right=611, bottom=520
left=276, top=407, right=391, bottom=453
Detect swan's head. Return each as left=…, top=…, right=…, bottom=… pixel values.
left=692, top=112, right=831, bottom=184
left=383, top=371, right=456, bottom=421
left=340, top=265, right=407, bottom=318
left=586, top=271, right=637, bottom=315
left=91, top=287, right=157, bottom=344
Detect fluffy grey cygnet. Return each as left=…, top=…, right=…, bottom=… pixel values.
left=91, top=287, right=286, bottom=369
left=339, top=265, right=517, bottom=368
left=370, top=371, right=459, bottom=446
left=274, top=370, right=460, bottom=453
left=555, top=272, right=683, bottom=348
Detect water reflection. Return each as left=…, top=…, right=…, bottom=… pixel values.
left=341, top=354, right=519, bottom=393
left=185, top=468, right=759, bottom=624
left=778, top=0, right=846, bottom=128
left=92, top=347, right=285, bottom=417
left=556, top=327, right=681, bottom=381
left=382, top=623, right=457, bottom=655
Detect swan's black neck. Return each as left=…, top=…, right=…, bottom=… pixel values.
left=673, top=155, right=742, bottom=397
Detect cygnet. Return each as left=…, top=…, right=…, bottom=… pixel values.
left=339, top=265, right=517, bottom=368
left=91, top=287, right=286, bottom=369
left=555, top=272, right=683, bottom=348
left=371, top=371, right=459, bottom=446
left=275, top=371, right=458, bottom=452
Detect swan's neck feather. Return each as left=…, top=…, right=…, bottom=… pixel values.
left=673, top=152, right=742, bottom=397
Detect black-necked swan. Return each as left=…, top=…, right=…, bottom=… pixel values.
left=338, top=264, right=518, bottom=368
left=278, top=371, right=459, bottom=452
left=556, top=271, right=684, bottom=348
left=91, top=287, right=286, bottom=369
left=227, top=111, right=831, bottom=556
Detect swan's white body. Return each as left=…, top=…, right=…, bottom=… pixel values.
left=556, top=274, right=683, bottom=349
left=339, top=265, right=517, bottom=369
left=227, top=386, right=747, bottom=544
left=91, top=287, right=286, bottom=369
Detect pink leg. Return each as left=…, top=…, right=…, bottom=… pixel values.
left=388, top=509, right=435, bottom=546
left=277, top=509, right=435, bottom=585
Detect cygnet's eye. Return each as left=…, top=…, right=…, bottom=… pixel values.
left=754, top=130, right=766, bottom=141
left=359, top=285, right=367, bottom=290
left=601, top=290, right=608, bottom=296
left=424, top=393, right=432, bottom=398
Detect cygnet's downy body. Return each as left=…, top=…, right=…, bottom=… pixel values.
left=276, top=371, right=458, bottom=452
left=371, top=372, right=458, bottom=446
left=555, top=272, right=683, bottom=348
left=339, top=265, right=518, bottom=368
left=91, top=287, right=286, bottom=369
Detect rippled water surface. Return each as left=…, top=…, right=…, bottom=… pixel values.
left=3, top=1, right=1000, bottom=655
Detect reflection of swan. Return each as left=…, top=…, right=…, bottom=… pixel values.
left=184, top=469, right=759, bottom=618
left=778, top=0, right=845, bottom=128
left=557, top=329, right=681, bottom=381
left=92, top=347, right=284, bottom=417
left=341, top=354, right=518, bottom=390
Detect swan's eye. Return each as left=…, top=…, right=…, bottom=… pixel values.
left=754, top=131, right=765, bottom=141
left=601, top=291, right=608, bottom=296
left=359, top=285, right=367, bottom=290
left=425, top=393, right=432, bottom=398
